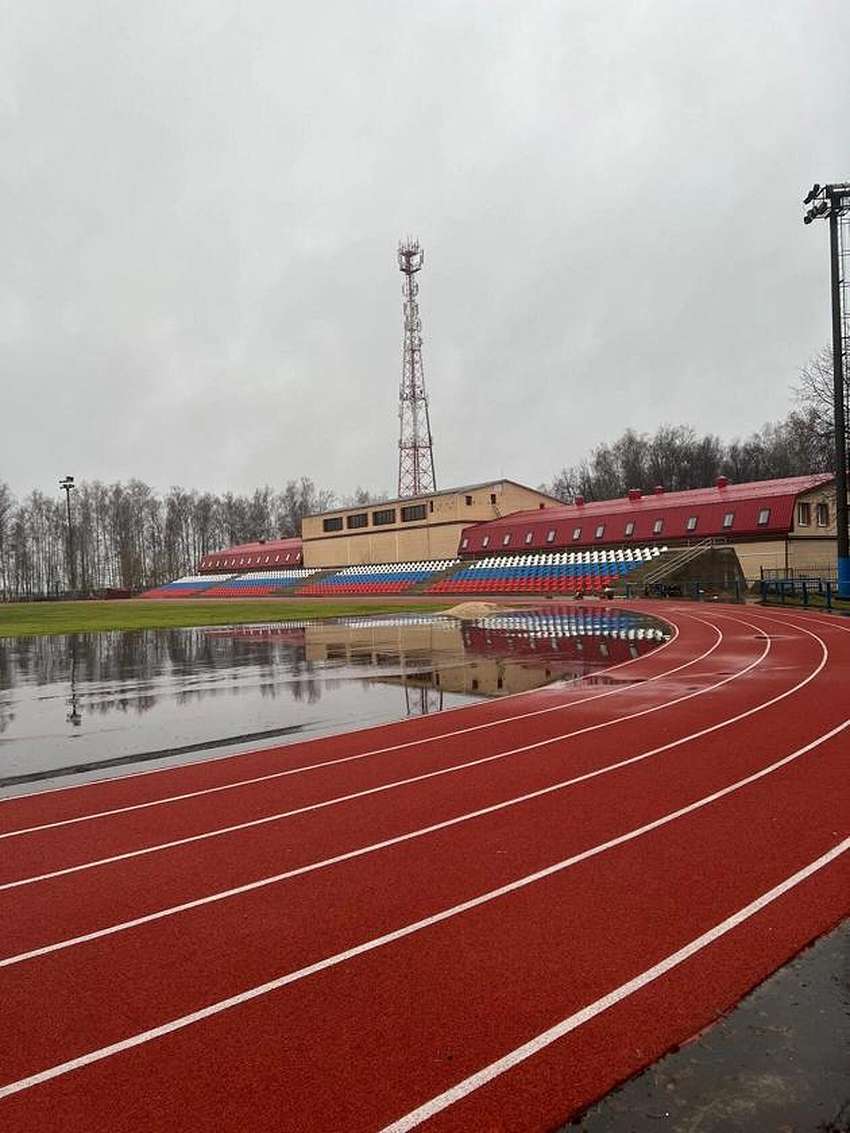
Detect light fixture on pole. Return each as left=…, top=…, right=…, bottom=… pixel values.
left=59, top=475, right=76, bottom=596
left=803, top=182, right=850, bottom=598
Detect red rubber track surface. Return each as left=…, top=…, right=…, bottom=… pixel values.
left=0, top=602, right=848, bottom=1132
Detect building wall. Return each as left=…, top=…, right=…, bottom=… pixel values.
left=301, top=481, right=557, bottom=567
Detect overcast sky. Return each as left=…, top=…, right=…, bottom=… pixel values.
left=2, top=0, right=849, bottom=501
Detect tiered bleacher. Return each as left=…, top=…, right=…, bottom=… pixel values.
left=201, top=569, right=319, bottom=597
left=428, top=548, right=666, bottom=595
left=141, top=574, right=236, bottom=599
left=297, top=560, right=459, bottom=596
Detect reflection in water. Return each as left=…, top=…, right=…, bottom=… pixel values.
left=0, top=607, right=668, bottom=793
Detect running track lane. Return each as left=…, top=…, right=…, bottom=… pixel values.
left=0, top=603, right=848, bottom=1131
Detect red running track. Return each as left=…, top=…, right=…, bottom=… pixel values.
left=0, top=601, right=848, bottom=1131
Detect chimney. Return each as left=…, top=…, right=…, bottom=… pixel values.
left=627, top=488, right=641, bottom=502
left=716, top=475, right=729, bottom=489
left=653, top=485, right=665, bottom=495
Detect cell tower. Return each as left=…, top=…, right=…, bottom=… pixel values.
left=397, top=237, right=437, bottom=497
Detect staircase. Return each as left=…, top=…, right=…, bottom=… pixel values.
left=640, top=539, right=715, bottom=589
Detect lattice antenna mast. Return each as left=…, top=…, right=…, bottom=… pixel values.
left=397, top=237, right=437, bottom=497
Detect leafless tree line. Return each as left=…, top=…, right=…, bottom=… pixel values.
left=547, top=355, right=842, bottom=502
left=0, top=479, right=384, bottom=600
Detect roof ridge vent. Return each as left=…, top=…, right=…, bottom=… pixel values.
left=574, top=495, right=585, bottom=507
left=653, top=484, right=665, bottom=495
left=627, top=488, right=641, bottom=502
left=716, top=475, right=729, bottom=489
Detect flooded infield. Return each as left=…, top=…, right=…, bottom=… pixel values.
left=0, top=606, right=669, bottom=796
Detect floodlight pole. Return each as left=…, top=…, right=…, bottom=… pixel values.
left=804, top=181, right=850, bottom=597
left=828, top=198, right=849, bottom=597
left=59, top=476, right=76, bottom=595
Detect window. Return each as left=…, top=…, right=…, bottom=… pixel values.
left=481, top=535, right=490, bottom=548
left=461, top=537, right=469, bottom=549
left=816, top=502, right=829, bottom=527
left=546, top=529, right=556, bottom=543
left=323, top=517, right=343, bottom=532
left=264, top=555, right=270, bottom=563
left=285, top=553, right=290, bottom=561
left=595, top=524, right=605, bottom=539
left=274, top=555, right=280, bottom=563
left=490, top=493, right=497, bottom=504
left=797, top=502, right=811, bottom=527
left=465, top=495, right=473, bottom=505
left=758, top=508, right=771, bottom=526
left=346, top=512, right=368, bottom=529
left=401, top=504, right=427, bottom=522
left=502, top=533, right=511, bottom=546
left=524, top=531, right=534, bottom=544
left=572, top=527, right=582, bottom=541
left=722, top=512, right=734, bottom=529
left=624, top=521, right=635, bottom=537
left=429, top=500, right=434, bottom=512
left=686, top=516, right=698, bottom=532
left=372, top=508, right=396, bottom=526
left=653, top=519, right=664, bottom=534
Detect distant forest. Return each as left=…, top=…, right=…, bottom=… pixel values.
left=0, top=351, right=841, bottom=599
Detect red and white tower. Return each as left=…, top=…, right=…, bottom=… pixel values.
left=397, top=238, right=437, bottom=497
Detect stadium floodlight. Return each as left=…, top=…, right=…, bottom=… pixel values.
left=803, top=182, right=850, bottom=597
left=59, top=475, right=76, bottom=595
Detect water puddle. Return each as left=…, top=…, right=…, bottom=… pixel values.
left=0, top=606, right=669, bottom=794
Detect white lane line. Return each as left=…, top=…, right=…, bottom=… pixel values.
left=0, top=614, right=682, bottom=806
left=0, top=624, right=688, bottom=837
left=381, top=830, right=850, bottom=1132
left=0, top=621, right=749, bottom=890
left=1, top=717, right=846, bottom=1102
left=1, top=615, right=821, bottom=963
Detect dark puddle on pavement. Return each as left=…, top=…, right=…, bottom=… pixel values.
left=566, top=916, right=850, bottom=1133
left=0, top=607, right=669, bottom=796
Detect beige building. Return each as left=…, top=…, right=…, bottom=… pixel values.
left=301, top=480, right=561, bottom=568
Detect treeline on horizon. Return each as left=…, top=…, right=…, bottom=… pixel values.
left=0, top=356, right=839, bottom=599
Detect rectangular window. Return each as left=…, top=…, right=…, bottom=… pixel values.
left=722, top=512, right=734, bottom=529
left=323, top=517, right=343, bottom=532
left=401, top=504, right=427, bottom=522
left=816, top=502, right=829, bottom=526
left=758, top=508, right=771, bottom=526
left=490, top=493, right=497, bottom=504
left=624, top=521, right=635, bottom=537
left=686, top=516, right=698, bottom=531
left=572, top=527, right=582, bottom=540
left=797, top=502, right=811, bottom=527
left=346, top=512, right=368, bottom=529
left=502, top=533, right=511, bottom=546
left=465, top=495, right=473, bottom=505
left=372, top=508, right=396, bottom=526
left=546, top=529, right=556, bottom=543
left=524, top=531, right=534, bottom=544
left=595, top=524, right=605, bottom=539
left=481, top=535, right=490, bottom=548
left=653, top=519, right=664, bottom=534
left=461, top=537, right=469, bottom=549
left=429, top=500, right=434, bottom=512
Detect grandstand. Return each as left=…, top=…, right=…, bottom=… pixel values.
left=145, top=473, right=838, bottom=599
left=427, top=548, right=662, bottom=595
left=297, top=560, right=458, bottom=596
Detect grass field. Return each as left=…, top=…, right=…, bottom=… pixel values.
left=0, top=598, right=449, bottom=638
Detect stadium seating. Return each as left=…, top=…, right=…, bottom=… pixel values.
left=296, top=560, right=459, bottom=596
left=141, top=574, right=236, bottom=599
left=201, top=569, right=319, bottom=597
left=427, top=548, right=666, bottom=595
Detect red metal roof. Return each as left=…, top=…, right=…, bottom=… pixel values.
left=459, top=474, right=834, bottom=555
left=199, top=537, right=303, bottom=573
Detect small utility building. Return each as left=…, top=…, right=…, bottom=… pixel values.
left=301, top=480, right=561, bottom=568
